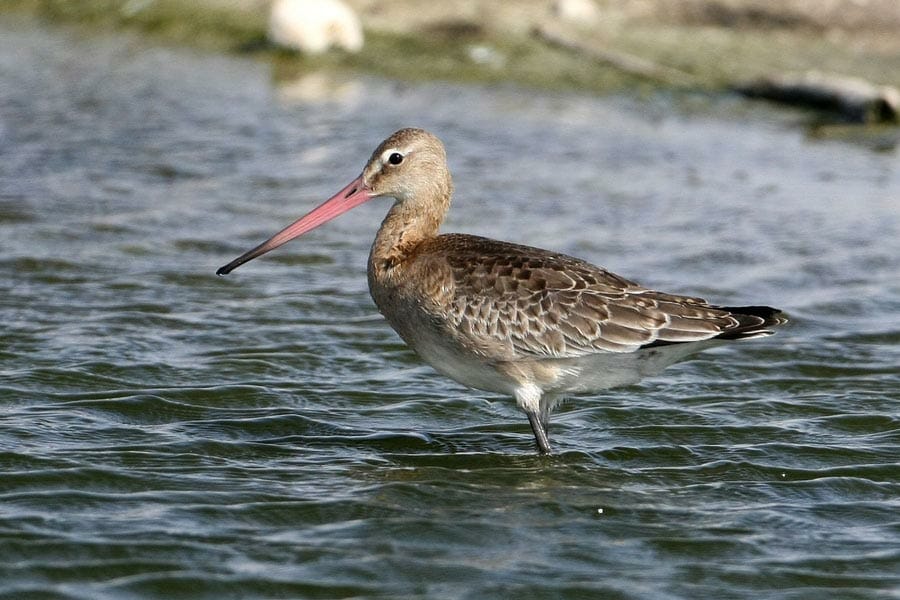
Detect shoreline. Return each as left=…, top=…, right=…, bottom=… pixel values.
left=6, top=1, right=900, bottom=117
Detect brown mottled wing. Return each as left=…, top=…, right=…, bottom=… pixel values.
left=428, top=234, right=759, bottom=359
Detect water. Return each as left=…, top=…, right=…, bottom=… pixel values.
left=2, top=21, right=899, bottom=600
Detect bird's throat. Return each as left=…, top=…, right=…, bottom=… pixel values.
left=368, top=197, right=447, bottom=276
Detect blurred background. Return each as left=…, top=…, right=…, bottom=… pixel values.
left=6, top=0, right=900, bottom=99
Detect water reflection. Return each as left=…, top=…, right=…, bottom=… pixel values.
left=273, top=69, right=364, bottom=106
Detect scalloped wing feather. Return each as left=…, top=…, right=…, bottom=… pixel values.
left=422, top=234, right=762, bottom=359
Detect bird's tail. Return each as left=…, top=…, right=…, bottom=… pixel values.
left=715, top=305, right=787, bottom=340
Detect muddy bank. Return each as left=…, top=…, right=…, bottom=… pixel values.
left=6, top=0, right=900, bottom=99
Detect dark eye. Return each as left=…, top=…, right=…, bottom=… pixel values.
left=388, top=152, right=404, bottom=165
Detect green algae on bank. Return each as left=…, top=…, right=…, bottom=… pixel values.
left=324, top=30, right=656, bottom=93
left=3, top=0, right=268, bottom=50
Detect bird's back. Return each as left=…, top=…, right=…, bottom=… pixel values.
left=398, top=233, right=784, bottom=363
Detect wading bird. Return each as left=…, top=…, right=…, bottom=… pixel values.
left=218, top=128, right=785, bottom=454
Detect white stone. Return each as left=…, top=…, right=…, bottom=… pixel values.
left=268, top=0, right=364, bottom=54
left=553, top=0, right=600, bottom=26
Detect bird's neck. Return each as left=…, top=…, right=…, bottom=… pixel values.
left=368, top=191, right=450, bottom=275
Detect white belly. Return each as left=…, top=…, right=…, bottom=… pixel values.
left=405, top=326, right=520, bottom=396
left=405, top=322, right=717, bottom=399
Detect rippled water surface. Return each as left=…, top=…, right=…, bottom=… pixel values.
left=2, top=21, right=899, bottom=600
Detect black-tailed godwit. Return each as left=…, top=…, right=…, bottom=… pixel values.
left=218, top=128, right=785, bottom=454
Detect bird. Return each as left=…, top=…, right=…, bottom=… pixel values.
left=217, top=128, right=786, bottom=454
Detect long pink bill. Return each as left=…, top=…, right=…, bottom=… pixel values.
left=217, top=175, right=372, bottom=275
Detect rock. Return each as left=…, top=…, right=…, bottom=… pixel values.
left=735, top=71, right=900, bottom=124
left=552, top=0, right=601, bottom=26
left=268, top=0, right=364, bottom=54
left=467, top=44, right=506, bottom=68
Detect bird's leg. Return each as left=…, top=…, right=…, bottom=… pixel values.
left=526, top=410, right=553, bottom=455
left=539, top=409, right=550, bottom=438
left=515, top=384, right=553, bottom=454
